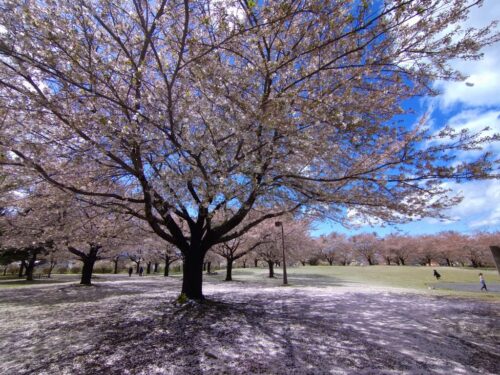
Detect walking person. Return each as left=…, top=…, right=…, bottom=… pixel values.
left=139, top=266, right=144, bottom=277
left=128, top=267, right=133, bottom=277
left=433, top=269, right=441, bottom=280
left=479, top=273, right=488, bottom=291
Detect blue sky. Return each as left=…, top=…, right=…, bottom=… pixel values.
left=313, top=1, right=500, bottom=238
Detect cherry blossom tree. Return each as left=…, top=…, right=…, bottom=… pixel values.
left=381, top=234, right=417, bottom=266
left=0, top=180, right=70, bottom=280
left=462, top=232, right=498, bottom=268
left=1, top=0, right=499, bottom=298
left=162, top=244, right=182, bottom=276
left=352, top=233, right=381, bottom=265
left=280, top=218, right=317, bottom=266
left=319, top=233, right=352, bottom=266
left=415, top=235, right=441, bottom=266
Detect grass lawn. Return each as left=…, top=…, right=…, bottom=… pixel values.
left=210, top=265, right=500, bottom=299
left=1, top=269, right=499, bottom=374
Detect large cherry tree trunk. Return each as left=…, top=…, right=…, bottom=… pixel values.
left=267, top=261, right=275, bottom=278
left=113, top=258, right=119, bottom=274
left=81, top=257, right=97, bottom=285
left=69, top=244, right=101, bottom=286
left=25, top=253, right=37, bottom=281
left=181, top=249, right=205, bottom=299
left=225, top=259, right=233, bottom=281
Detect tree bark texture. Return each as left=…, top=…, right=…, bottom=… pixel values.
left=25, top=255, right=36, bottom=281
left=181, top=251, right=205, bottom=299
left=225, top=259, right=233, bottom=281
left=267, top=261, right=275, bottom=278
left=80, top=257, right=96, bottom=285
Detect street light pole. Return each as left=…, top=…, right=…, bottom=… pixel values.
left=275, top=221, right=288, bottom=285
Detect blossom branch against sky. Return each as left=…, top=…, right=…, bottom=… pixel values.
left=313, top=0, right=500, bottom=237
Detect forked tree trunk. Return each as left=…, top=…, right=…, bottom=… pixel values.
left=254, top=259, right=259, bottom=267
left=181, top=251, right=205, bottom=300
left=399, top=257, right=405, bottom=266
left=70, top=244, right=101, bottom=286
left=267, top=261, right=275, bottom=278
left=47, top=260, right=57, bottom=278
left=242, top=260, right=247, bottom=268
left=154, top=262, right=159, bottom=273
left=225, top=259, right=233, bottom=281
left=146, top=262, right=152, bottom=274
left=81, top=257, right=97, bottom=285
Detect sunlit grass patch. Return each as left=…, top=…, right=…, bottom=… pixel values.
left=224, top=265, right=499, bottom=299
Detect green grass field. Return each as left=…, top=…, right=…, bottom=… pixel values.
left=2, top=265, right=499, bottom=299
left=209, top=265, right=500, bottom=299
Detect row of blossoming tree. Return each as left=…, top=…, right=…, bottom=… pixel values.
left=1, top=0, right=499, bottom=298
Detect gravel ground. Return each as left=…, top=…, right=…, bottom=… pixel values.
left=0, top=276, right=499, bottom=375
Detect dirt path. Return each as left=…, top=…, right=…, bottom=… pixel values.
left=0, top=277, right=499, bottom=374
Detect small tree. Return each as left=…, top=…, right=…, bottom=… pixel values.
left=163, top=245, right=181, bottom=277
left=352, top=233, right=380, bottom=266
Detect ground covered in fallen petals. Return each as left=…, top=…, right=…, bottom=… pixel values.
left=1, top=272, right=499, bottom=375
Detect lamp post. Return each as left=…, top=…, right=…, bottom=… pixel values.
left=275, top=221, right=288, bottom=285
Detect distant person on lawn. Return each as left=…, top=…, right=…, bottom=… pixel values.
left=128, top=267, right=133, bottom=277
left=433, top=270, right=441, bottom=280
left=479, top=273, right=488, bottom=291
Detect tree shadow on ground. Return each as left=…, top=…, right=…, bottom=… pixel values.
left=1, top=280, right=499, bottom=374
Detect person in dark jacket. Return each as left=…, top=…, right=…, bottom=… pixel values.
left=433, top=269, right=441, bottom=280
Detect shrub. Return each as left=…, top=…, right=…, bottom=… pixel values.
left=95, top=265, right=113, bottom=274
left=56, top=266, right=68, bottom=274
left=308, top=256, right=321, bottom=266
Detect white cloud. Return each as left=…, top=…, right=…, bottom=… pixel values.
left=434, top=1, right=500, bottom=109
left=346, top=208, right=384, bottom=228
left=209, top=0, right=246, bottom=27
left=432, top=180, right=500, bottom=229
left=442, top=109, right=500, bottom=160
left=446, top=109, right=500, bottom=134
